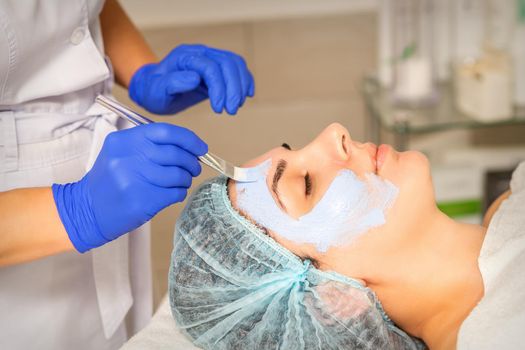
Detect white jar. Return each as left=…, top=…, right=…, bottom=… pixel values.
left=455, top=50, right=513, bottom=122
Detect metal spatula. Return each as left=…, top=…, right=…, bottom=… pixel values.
left=95, top=95, right=260, bottom=182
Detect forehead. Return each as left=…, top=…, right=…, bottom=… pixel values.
left=243, top=147, right=284, bottom=167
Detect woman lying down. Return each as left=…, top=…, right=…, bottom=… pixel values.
left=169, top=123, right=525, bottom=350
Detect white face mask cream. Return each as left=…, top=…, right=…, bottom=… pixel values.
left=236, top=160, right=398, bottom=252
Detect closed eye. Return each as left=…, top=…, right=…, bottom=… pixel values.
left=305, top=172, right=312, bottom=196
left=281, top=143, right=311, bottom=196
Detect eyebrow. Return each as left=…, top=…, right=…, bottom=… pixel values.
left=271, top=159, right=288, bottom=211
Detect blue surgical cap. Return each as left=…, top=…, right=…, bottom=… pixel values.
left=169, top=177, right=426, bottom=349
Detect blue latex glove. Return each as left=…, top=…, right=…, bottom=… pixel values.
left=129, top=44, right=255, bottom=115
left=52, top=123, right=207, bottom=253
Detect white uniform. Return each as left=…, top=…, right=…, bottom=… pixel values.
left=0, top=1, right=152, bottom=349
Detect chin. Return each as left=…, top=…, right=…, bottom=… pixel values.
left=400, top=151, right=434, bottom=195
left=382, top=150, right=431, bottom=188
left=400, top=150, right=429, bottom=167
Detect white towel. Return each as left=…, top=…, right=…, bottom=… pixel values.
left=120, top=295, right=200, bottom=350
left=457, top=161, right=525, bottom=349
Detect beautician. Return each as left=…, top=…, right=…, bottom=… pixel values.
left=0, top=1, right=254, bottom=349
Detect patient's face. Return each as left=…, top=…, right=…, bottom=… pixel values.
left=228, top=123, right=435, bottom=282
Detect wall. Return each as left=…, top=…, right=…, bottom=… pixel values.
left=119, top=0, right=376, bottom=28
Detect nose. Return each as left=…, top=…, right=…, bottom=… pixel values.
left=304, top=122, right=352, bottom=163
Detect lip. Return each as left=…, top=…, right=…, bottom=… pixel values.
left=367, top=143, right=378, bottom=172
left=376, top=144, right=391, bottom=172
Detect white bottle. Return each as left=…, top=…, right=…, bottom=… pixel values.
left=395, top=57, right=433, bottom=101
left=392, top=0, right=436, bottom=105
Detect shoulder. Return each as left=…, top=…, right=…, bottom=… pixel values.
left=510, top=161, right=525, bottom=192
left=482, top=161, right=525, bottom=227
left=482, top=190, right=511, bottom=227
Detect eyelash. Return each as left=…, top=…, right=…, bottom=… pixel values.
left=281, top=142, right=311, bottom=196
left=305, top=172, right=312, bottom=196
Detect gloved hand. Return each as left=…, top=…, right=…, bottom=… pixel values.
left=52, top=123, right=207, bottom=253
left=129, top=44, right=255, bottom=116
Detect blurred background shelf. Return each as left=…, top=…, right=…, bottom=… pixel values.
left=362, top=76, right=525, bottom=149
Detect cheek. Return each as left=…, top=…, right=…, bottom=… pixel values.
left=401, top=151, right=432, bottom=194
left=269, top=229, right=316, bottom=258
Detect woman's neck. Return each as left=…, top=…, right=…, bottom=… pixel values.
left=325, top=207, right=486, bottom=349
left=394, top=211, right=486, bottom=349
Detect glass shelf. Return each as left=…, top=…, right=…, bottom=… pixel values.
left=362, top=76, right=525, bottom=146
